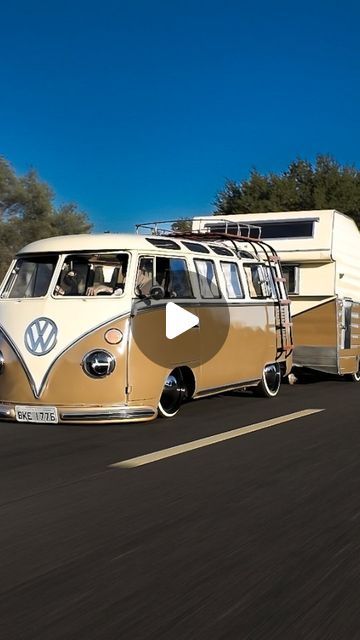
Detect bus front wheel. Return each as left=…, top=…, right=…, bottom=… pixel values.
left=254, top=363, right=281, bottom=398
left=158, top=369, right=186, bottom=418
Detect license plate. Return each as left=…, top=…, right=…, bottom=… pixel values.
left=15, top=405, right=58, bottom=424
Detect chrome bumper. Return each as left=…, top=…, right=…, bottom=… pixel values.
left=0, top=404, right=157, bottom=424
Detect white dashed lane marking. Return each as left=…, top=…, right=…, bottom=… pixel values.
left=109, top=408, right=324, bottom=469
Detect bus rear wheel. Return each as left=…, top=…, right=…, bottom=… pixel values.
left=254, top=363, right=281, bottom=398
left=345, top=368, right=360, bottom=382
left=158, top=369, right=186, bottom=418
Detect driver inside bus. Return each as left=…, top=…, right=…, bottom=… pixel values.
left=55, top=267, right=80, bottom=296
left=135, top=258, right=154, bottom=296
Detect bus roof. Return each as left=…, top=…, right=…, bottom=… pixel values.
left=17, top=233, right=182, bottom=254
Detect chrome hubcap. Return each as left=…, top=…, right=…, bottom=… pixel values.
left=264, top=364, right=281, bottom=392
left=160, top=372, right=184, bottom=413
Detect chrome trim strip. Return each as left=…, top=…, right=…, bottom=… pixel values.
left=195, top=379, right=259, bottom=397
left=0, top=407, right=14, bottom=419
left=135, top=301, right=277, bottom=315
left=60, top=408, right=155, bottom=421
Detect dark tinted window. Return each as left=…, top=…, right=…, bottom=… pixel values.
left=181, top=241, right=209, bottom=253
left=146, top=238, right=181, bottom=249
left=204, top=223, right=261, bottom=239
left=210, top=245, right=233, bottom=256
left=205, top=220, right=314, bottom=239
left=257, top=221, right=314, bottom=239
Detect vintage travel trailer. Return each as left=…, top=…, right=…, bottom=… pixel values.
left=193, top=210, right=360, bottom=381
left=0, top=223, right=292, bottom=424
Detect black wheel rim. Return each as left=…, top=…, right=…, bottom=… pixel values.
left=160, top=372, right=184, bottom=414
left=264, top=364, right=281, bottom=393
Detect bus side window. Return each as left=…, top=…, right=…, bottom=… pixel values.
left=263, top=266, right=278, bottom=299
left=244, top=264, right=271, bottom=298
left=156, top=257, right=193, bottom=299
left=221, top=262, right=244, bottom=299
left=195, top=259, right=221, bottom=299
left=136, top=257, right=154, bottom=296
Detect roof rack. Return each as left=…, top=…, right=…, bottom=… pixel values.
left=135, top=219, right=192, bottom=235
left=135, top=217, right=262, bottom=240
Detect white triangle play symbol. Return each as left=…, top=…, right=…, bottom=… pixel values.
left=166, top=302, right=199, bottom=340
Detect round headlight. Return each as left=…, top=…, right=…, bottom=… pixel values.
left=82, top=350, right=116, bottom=378
left=0, top=351, right=4, bottom=374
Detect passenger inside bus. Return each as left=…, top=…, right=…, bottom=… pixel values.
left=135, top=257, right=193, bottom=299
left=54, top=254, right=128, bottom=296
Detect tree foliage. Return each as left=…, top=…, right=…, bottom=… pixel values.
left=171, top=218, right=192, bottom=233
left=214, top=155, right=360, bottom=227
left=0, top=157, right=92, bottom=279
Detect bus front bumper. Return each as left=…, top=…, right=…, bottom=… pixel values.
left=0, top=404, right=157, bottom=424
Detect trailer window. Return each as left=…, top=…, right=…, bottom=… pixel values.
left=2, top=256, right=58, bottom=298
left=282, top=265, right=299, bottom=294
left=221, top=262, right=244, bottom=299
left=195, top=260, right=221, bottom=299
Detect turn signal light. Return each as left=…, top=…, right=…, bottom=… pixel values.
left=104, top=329, right=123, bottom=345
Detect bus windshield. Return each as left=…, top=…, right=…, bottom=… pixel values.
left=1, top=255, right=58, bottom=298
left=1, top=252, right=129, bottom=299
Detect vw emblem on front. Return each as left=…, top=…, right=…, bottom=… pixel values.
left=24, top=317, right=58, bottom=356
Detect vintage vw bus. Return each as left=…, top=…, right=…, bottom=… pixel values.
left=0, top=222, right=293, bottom=424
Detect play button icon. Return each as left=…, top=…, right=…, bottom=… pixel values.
left=130, top=266, right=230, bottom=368
left=165, top=302, right=199, bottom=339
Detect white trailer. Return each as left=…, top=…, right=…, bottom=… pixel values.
left=193, top=210, right=360, bottom=380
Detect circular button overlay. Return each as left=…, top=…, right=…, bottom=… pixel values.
left=130, top=268, right=231, bottom=368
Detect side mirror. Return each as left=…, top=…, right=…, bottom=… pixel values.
left=149, top=285, right=165, bottom=300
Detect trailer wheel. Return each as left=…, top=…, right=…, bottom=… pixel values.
left=158, top=369, right=186, bottom=418
left=254, top=363, right=281, bottom=398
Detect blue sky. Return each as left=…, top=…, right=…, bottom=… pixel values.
left=1, top=0, right=359, bottom=232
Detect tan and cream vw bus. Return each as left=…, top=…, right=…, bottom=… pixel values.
left=0, top=222, right=293, bottom=424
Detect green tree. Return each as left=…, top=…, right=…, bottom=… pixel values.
left=0, top=157, right=92, bottom=279
left=214, top=155, right=360, bottom=227
left=171, top=218, right=192, bottom=233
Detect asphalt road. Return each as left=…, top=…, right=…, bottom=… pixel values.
left=1, top=379, right=360, bottom=640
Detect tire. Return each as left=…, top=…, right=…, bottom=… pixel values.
left=158, top=369, right=186, bottom=418
left=345, top=368, right=360, bottom=383
left=254, top=363, right=281, bottom=398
